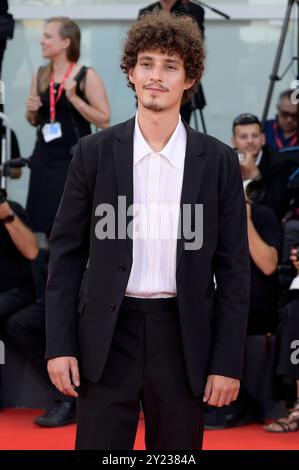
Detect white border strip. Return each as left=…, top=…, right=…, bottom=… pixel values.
left=10, top=5, right=294, bottom=21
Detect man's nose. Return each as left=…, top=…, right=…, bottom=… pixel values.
left=150, top=66, right=163, bottom=81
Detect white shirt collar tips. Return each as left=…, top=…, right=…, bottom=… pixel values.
left=133, top=114, right=186, bottom=169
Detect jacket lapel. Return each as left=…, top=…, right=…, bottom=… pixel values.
left=111, top=117, right=206, bottom=268
left=113, top=118, right=135, bottom=255
left=176, top=125, right=206, bottom=272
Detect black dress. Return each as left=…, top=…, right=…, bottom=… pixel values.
left=26, top=67, right=91, bottom=234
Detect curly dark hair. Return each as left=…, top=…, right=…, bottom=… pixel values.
left=120, top=10, right=206, bottom=104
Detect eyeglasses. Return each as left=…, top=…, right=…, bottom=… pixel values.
left=277, top=107, right=299, bottom=120
left=233, top=113, right=261, bottom=127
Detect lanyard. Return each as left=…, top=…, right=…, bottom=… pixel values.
left=49, top=63, right=74, bottom=123
left=273, top=121, right=298, bottom=149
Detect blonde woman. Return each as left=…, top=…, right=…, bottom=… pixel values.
left=26, top=17, right=110, bottom=235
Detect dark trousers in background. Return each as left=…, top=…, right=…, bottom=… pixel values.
left=0, top=284, right=34, bottom=324
left=76, top=297, right=205, bottom=450
left=4, top=300, right=73, bottom=403
left=0, top=40, right=6, bottom=78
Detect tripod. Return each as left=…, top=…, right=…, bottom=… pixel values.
left=190, top=1, right=230, bottom=133
left=262, top=0, right=299, bottom=126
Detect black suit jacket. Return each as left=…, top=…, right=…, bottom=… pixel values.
left=258, top=145, right=298, bottom=220
left=46, top=118, right=250, bottom=396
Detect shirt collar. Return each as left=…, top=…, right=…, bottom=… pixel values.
left=255, top=149, right=263, bottom=166
left=133, top=113, right=186, bottom=169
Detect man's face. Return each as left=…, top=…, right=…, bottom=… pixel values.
left=232, top=124, right=265, bottom=156
left=277, top=97, right=298, bottom=134
left=129, top=50, right=194, bottom=113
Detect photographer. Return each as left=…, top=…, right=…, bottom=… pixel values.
left=232, top=113, right=294, bottom=221
left=0, top=191, right=38, bottom=324
left=206, top=118, right=282, bottom=429
left=264, top=247, right=299, bottom=433
left=264, top=90, right=299, bottom=151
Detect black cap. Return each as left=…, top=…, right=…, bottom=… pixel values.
left=233, top=113, right=261, bottom=128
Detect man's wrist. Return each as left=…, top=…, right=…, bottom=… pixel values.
left=0, top=190, right=7, bottom=205
left=2, top=211, right=16, bottom=224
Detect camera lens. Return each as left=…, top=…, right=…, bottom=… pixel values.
left=245, top=179, right=266, bottom=204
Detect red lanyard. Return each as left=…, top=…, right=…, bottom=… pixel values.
left=49, top=63, right=74, bottom=123
left=273, top=121, right=298, bottom=149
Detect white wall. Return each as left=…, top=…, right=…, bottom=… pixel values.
left=4, top=1, right=298, bottom=204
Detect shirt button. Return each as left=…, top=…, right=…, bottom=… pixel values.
left=118, top=264, right=126, bottom=272
left=108, top=303, right=116, bottom=312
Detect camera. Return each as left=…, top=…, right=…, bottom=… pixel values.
left=0, top=187, right=7, bottom=204
left=294, top=246, right=299, bottom=261
left=237, top=152, right=246, bottom=162
left=244, top=178, right=266, bottom=204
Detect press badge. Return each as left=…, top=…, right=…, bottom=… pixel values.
left=42, top=122, right=62, bottom=143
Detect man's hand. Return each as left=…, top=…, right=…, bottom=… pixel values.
left=239, top=152, right=260, bottom=181
left=290, top=247, right=299, bottom=272
left=203, top=374, right=240, bottom=407
left=245, top=201, right=252, bottom=219
left=47, top=356, right=80, bottom=398
left=0, top=201, right=12, bottom=220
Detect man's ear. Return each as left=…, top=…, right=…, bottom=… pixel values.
left=261, top=132, right=266, bottom=146
left=184, top=78, right=196, bottom=91
left=128, top=69, right=135, bottom=85
left=231, top=136, right=236, bottom=148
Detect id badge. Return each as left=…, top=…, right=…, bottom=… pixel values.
left=42, top=122, right=62, bottom=143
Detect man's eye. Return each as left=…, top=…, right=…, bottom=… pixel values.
left=166, top=65, right=176, bottom=70
left=141, top=63, right=151, bottom=67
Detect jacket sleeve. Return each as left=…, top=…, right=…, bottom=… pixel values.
left=209, top=151, right=250, bottom=379
left=45, top=139, right=91, bottom=359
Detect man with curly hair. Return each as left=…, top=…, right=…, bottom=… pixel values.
left=138, top=0, right=206, bottom=124
left=45, top=11, right=250, bottom=450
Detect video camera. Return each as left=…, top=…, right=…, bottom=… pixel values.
left=0, top=157, right=30, bottom=177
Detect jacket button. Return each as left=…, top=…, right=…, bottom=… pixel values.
left=108, top=303, right=116, bottom=311
left=118, top=264, right=126, bottom=272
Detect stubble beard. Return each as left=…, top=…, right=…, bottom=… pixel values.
left=141, top=97, right=166, bottom=112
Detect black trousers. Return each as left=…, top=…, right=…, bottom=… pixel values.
left=75, top=297, right=205, bottom=450
left=4, top=300, right=73, bottom=403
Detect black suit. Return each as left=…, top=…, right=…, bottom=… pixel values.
left=258, top=145, right=298, bottom=220
left=139, top=1, right=206, bottom=123
left=46, top=118, right=250, bottom=449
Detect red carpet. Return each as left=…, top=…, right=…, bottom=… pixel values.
left=0, top=409, right=298, bottom=450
